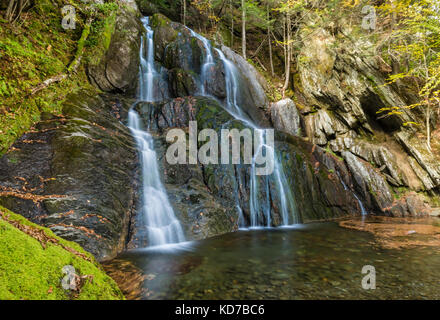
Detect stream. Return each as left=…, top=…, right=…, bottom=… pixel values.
left=107, top=220, right=440, bottom=300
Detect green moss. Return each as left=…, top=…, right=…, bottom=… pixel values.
left=324, top=145, right=343, bottom=161
left=85, top=4, right=119, bottom=65
left=0, top=0, right=98, bottom=156
left=150, top=13, right=172, bottom=28
left=0, top=206, right=124, bottom=300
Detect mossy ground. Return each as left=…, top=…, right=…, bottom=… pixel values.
left=0, top=0, right=121, bottom=156
left=0, top=205, right=124, bottom=300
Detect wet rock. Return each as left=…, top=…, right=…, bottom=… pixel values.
left=150, top=18, right=269, bottom=127
left=168, top=68, right=198, bottom=98
left=204, top=56, right=227, bottom=99
left=276, top=133, right=361, bottom=221
left=136, top=0, right=159, bottom=16
left=270, top=99, right=301, bottom=136
left=0, top=91, right=138, bottom=261
left=221, top=45, right=269, bottom=111
left=163, top=29, right=203, bottom=74
left=129, top=96, right=239, bottom=242
left=342, top=151, right=393, bottom=213
left=396, top=131, right=440, bottom=188
left=87, top=7, right=143, bottom=96
left=150, top=14, right=181, bottom=62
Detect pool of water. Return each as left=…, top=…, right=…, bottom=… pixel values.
left=107, top=222, right=440, bottom=299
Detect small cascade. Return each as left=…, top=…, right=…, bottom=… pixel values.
left=189, top=29, right=298, bottom=227
left=214, top=49, right=249, bottom=121
left=354, top=193, right=368, bottom=217
left=337, top=171, right=368, bottom=216
left=128, top=17, right=186, bottom=246
left=189, top=29, right=215, bottom=95
left=139, top=17, right=157, bottom=102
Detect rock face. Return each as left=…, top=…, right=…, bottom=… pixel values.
left=130, top=95, right=361, bottom=231
left=276, top=134, right=361, bottom=222
left=221, top=45, right=269, bottom=111
left=290, top=22, right=439, bottom=216
left=396, top=131, right=440, bottom=188
left=0, top=92, right=138, bottom=261
left=4, top=7, right=438, bottom=263
left=271, top=99, right=301, bottom=136
left=342, top=151, right=394, bottom=212
left=87, top=7, right=143, bottom=96
left=148, top=14, right=269, bottom=127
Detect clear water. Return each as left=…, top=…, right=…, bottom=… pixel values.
left=109, top=221, right=440, bottom=300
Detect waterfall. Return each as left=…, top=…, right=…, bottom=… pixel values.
left=139, top=17, right=157, bottom=102
left=214, top=49, right=249, bottom=122
left=337, top=171, right=368, bottom=216
left=189, top=30, right=298, bottom=227
left=128, top=17, right=185, bottom=246
left=189, top=29, right=215, bottom=95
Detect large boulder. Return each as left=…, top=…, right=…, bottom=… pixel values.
left=270, top=99, right=301, bottom=136
left=87, top=7, right=143, bottom=96
left=0, top=91, right=138, bottom=261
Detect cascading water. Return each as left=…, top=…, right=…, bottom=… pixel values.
left=128, top=17, right=185, bottom=246
left=337, top=171, right=368, bottom=216
left=139, top=17, right=156, bottom=102
left=214, top=49, right=249, bottom=121
left=189, top=29, right=215, bottom=95
left=190, top=30, right=298, bottom=227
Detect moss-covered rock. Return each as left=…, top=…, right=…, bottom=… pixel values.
left=168, top=68, right=198, bottom=98
left=0, top=206, right=124, bottom=300
left=87, top=6, right=143, bottom=96
left=0, top=91, right=138, bottom=261
left=150, top=13, right=179, bottom=61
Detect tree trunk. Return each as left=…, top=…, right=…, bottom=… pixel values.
left=182, top=0, right=186, bottom=26
left=267, top=5, right=274, bottom=77
left=230, top=0, right=234, bottom=47
left=242, top=0, right=246, bottom=59
left=282, top=13, right=291, bottom=97
left=427, top=101, right=432, bottom=153
left=6, top=0, right=17, bottom=21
